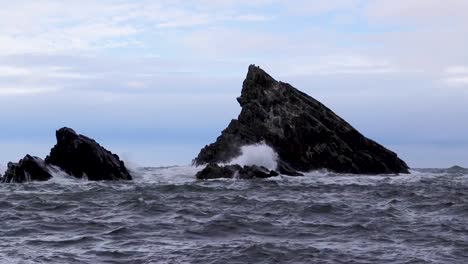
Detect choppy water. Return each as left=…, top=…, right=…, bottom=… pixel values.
left=0, top=166, right=467, bottom=264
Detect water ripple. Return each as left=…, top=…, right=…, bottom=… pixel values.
left=0, top=167, right=467, bottom=263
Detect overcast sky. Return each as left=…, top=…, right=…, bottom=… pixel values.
left=0, top=0, right=467, bottom=168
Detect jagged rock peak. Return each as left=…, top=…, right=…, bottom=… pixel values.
left=245, top=64, right=276, bottom=86
left=237, top=65, right=277, bottom=107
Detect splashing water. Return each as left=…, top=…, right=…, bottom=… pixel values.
left=227, top=143, right=278, bottom=170
left=0, top=163, right=5, bottom=175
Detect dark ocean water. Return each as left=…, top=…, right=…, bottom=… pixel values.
left=0, top=166, right=467, bottom=264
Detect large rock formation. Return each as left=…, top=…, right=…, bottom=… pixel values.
left=196, top=163, right=279, bottom=180
left=1, top=155, right=53, bottom=183
left=194, top=65, right=409, bottom=175
left=45, top=127, right=132, bottom=181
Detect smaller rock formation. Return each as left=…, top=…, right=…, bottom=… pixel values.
left=196, top=163, right=279, bottom=180
left=45, top=127, right=132, bottom=181
left=1, top=155, right=53, bottom=183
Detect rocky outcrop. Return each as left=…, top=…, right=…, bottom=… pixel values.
left=1, top=155, right=53, bottom=183
left=194, top=65, right=409, bottom=175
left=1, top=128, right=132, bottom=183
left=44, top=127, right=132, bottom=181
left=196, top=163, right=279, bottom=180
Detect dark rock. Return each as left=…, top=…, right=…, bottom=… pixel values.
left=196, top=163, right=279, bottom=180
left=196, top=164, right=241, bottom=180
left=45, top=127, right=132, bottom=181
left=277, top=160, right=304, bottom=176
left=239, top=165, right=279, bottom=179
left=194, top=65, right=409, bottom=175
left=1, top=155, right=53, bottom=183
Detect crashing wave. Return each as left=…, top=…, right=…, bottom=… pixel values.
left=226, top=143, right=278, bottom=171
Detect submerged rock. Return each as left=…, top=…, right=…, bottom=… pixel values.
left=196, top=164, right=240, bottom=179
left=45, top=127, right=132, bottom=181
left=196, top=163, right=279, bottom=180
left=194, top=65, right=409, bottom=175
left=239, top=165, right=279, bottom=179
left=1, top=155, right=53, bottom=183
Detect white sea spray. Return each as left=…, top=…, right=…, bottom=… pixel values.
left=227, top=143, right=279, bottom=170
left=0, top=163, right=6, bottom=176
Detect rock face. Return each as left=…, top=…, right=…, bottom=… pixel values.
left=196, top=163, right=279, bottom=180
left=45, top=127, right=132, bottom=181
left=194, top=65, right=409, bottom=175
left=1, top=155, right=53, bottom=183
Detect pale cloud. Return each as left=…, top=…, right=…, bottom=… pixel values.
left=286, top=0, right=359, bottom=15
left=444, top=66, right=468, bottom=86
left=0, top=65, right=94, bottom=79
left=0, top=86, right=60, bottom=96
left=282, top=55, right=398, bottom=76
left=445, top=66, right=468, bottom=75
left=0, top=66, right=32, bottom=77
left=183, top=28, right=291, bottom=56
left=365, top=0, right=468, bottom=26
left=0, top=1, right=141, bottom=54
left=127, top=81, right=147, bottom=89
left=0, top=0, right=274, bottom=54
left=445, top=77, right=468, bottom=86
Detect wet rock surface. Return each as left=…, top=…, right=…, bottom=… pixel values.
left=194, top=65, right=409, bottom=175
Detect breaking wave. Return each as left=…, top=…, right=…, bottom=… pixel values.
left=227, top=143, right=278, bottom=170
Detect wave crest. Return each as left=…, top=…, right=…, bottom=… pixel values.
left=227, top=143, right=278, bottom=170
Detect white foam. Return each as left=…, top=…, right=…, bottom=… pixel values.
left=0, top=163, right=6, bottom=175
left=227, top=143, right=278, bottom=170
left=120, top=154, right=140, bottom=176
left=134, top=165, right=204, bottom=184
left=45, top=165, right=85, bottom=185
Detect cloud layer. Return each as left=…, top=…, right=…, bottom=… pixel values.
left=0, top=0, right=467, bottom=167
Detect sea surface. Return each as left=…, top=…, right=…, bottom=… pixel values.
left=0, top=166, right=467, bottom=264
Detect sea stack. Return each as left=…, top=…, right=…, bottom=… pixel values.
left=194, top=65, right=409, bottom=175
left=45, top=127, right=132, bottom=181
